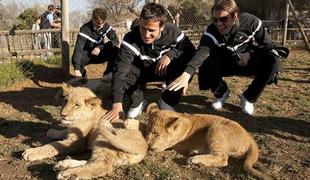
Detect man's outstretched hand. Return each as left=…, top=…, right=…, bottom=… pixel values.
left=101, top=102, right=125, bottom=122
left=167, top=72, right=191, bottom=95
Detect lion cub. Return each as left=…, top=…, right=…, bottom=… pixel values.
left=146, top=103, right=273, bottom=180
left=23, top=84, right=148, bottom=179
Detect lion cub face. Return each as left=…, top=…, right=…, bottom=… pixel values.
left=59, top=84, right=103, bottom=126
left=146, top=103, right=190, bottom=152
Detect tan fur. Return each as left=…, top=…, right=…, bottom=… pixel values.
left=23, top=85, right=148, bottom=179
left=146, top=103, right=273, bottom=180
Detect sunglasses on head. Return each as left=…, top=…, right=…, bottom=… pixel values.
left=212, top=15, right=230, bottom=23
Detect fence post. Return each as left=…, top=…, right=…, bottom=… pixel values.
left=287, top=0, right=310, bottom=52
left=61, top=0, right=70, bottom=78
left=282, top=1, right=289, bottom=47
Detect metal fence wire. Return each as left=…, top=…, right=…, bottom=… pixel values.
left=0, top=0, right=309, bottom=73
left=61, top=0, right=310, bottom=52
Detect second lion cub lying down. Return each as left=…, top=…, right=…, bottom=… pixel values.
left=146, top=103, right=273, bottom=180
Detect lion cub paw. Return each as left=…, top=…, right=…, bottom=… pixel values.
left=187, top=156, right=200, bottom=165
left=57, top=170, right=75, bottom=180
left=57, top=168, right=84, bottom=180
left=22, top=148, right=46, bottom=161
left=124, top=119, right=140, bottom=130
left=54, top=159, right=87, bottom=171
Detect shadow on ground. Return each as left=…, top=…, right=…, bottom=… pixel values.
left=0, top=87, right=62, bottom=124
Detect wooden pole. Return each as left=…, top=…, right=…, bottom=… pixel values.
left=61, top=0, right=70, bottom=78
left=282, top=1, right=289, bottom=47
left=287, top=0, right=310, bottom=52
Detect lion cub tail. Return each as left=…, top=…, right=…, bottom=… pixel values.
left=146, top=103, right=160, bottom=114
left=244, top=142, right=274, bottom=180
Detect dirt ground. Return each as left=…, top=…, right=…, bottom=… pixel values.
left=0, top=50, right=309, bottom=180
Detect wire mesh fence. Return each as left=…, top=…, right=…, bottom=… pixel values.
left=0, top=0, right=309, bottom=75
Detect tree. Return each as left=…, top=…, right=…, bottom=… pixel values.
left=152, top=0, right=212, bottom=28
left=293, top=0, right=310, bottom=12
left=70, top=11, right=88, bottom=29
left=15, top=8, right=40, bottom=30
left=0, top=1, right=30, bottom=30
left=235, top=0, right=283, bottom=20
left=88, top=0, right=143, bottom=23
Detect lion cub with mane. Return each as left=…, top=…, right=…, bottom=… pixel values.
left=146, top=103, right=273, bottom=180
left=22, top=84, right=148, bottom=179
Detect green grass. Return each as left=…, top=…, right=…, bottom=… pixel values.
left=0, top=62, right=27, bottom=88
left=0, top=55, right=63, bottom=88
left=45, top=54, right=63, bottom=66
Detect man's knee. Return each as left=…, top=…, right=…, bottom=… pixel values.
left=268, top=54, right=282, bottom=74
left=198, top=58, right=220, bottom=78
left=260, top=54, right=281, bottom=85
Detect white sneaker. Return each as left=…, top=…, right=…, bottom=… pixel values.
left=240, top=96, right=254, bottom=115
left=212, top=89, right=231, bottom=110
left=158, top=99, right=175, bottom=111
left=127, top=100, right=147, bottom=118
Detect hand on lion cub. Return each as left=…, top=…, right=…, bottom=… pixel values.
left=146, top=103, right=274, bottom=180
left=22, top=84, right=148, bottom=179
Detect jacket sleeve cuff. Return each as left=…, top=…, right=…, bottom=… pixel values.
left=165, top=51, right=175, bottom=61
left=73, top=64, right=81, bottom=70
left=98, top=44, right=104, bottom=51
left=184, top=66, right=196, bottom=77
left=113, top=94, right=123, bottom=104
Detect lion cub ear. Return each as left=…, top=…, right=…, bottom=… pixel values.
left=167, top=117, right=183, bottom=134
left=85, top=97, right=102, bottom=108
left=146, top=103, right=160, bottom=114
left=55, top=83, right=72, bottom=100
left=62, top=83, right=73, bottom=96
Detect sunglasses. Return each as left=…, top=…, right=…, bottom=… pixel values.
left=212, top=15, right=230, bottom=23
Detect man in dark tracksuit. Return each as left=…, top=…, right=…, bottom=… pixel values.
left=168, top=0, right=281, bottom=115
left=103, top=3, right=195, bottom=121
left=72, top=8, right=119, bottom=78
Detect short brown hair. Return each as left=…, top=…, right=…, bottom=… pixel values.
left=140, top=2, right=167, bottom=27
left=48, top=4, right=56, bottom=11
left=92, top=8, right=107, bottom=21
left=211, top=0, right=240, bottom=18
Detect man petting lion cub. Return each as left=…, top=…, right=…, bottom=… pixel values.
left=22, top=84, right=147, bottom=179
left=146, top=103, right=274, bottom=180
